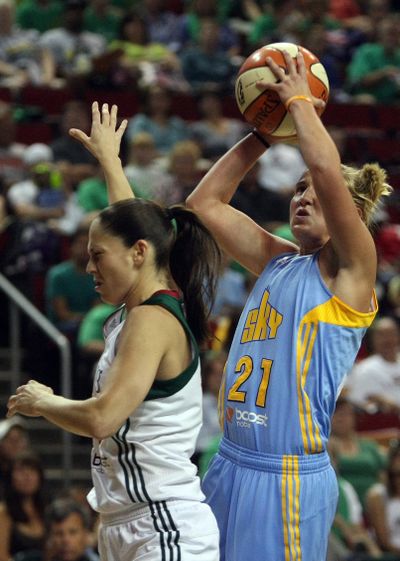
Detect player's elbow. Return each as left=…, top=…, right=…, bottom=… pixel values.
left=91, top=418, right=118, bottom=441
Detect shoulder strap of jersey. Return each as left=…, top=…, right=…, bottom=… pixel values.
left=140, top=292, right=200, bottom=400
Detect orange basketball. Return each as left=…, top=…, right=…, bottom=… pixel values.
left=235, top=42, right=330, bottom=137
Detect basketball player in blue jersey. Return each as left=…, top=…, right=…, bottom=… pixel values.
left=186, top=51, right=392, bottom=561
left=7, top=104, right=221, bottom=560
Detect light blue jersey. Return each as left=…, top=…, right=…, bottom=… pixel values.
left=203, top=251, right=377, bottom=561
left=218, top=251, right=377, bottom=455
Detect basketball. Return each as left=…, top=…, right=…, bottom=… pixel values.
left=235, top=42, right=330, bottom=138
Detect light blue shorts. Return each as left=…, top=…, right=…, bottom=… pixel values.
left=202, top=437, right=338, bottom=561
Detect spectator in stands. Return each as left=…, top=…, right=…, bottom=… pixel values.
left=123, top=132, right=166, bottom=200
left=194, top=350, right=226, bottom=467
left=77, top=302, right=116, bottom=399
left=0, top=101, right=26, bottom=188
left=230, top=160, right=289, bottom=226
left=51, top=101, right=98, bottom=189
left=0, top=417, right=31, bottom=492
left=16, top=0, right=63, bottom=34
left=77, top=302, right=116, bottom=359
left=155, top=139, right=205, bottom=205
left=327, top=438, right=386, bottom=561
left=180, top=18, right=238, bottom=94
left=44, top=225, right=99, bottom=339
left=7, top=143, right=84, bottom=237
left=39, top=0, right=106, bottom=86
left=83, top=0, right=121, bottom=44
left=257, top=141, right=306, bottom=203
left=126, top=85, right=189, bottom=155
left=330, top=396, right=387, bottom=508
left=15, top=497, right=99, bottom=561
left=138, top=0, right=183, bottom=53
left=108, top=11, right=188, bottom=90
left=0, top=0, right=56, bottom=90
left=0, top=452, right=47, bottom=561
left=178, top=0, right=241, bottom=56
left=76, top=170, right=113, bottom=218
left=190, top=90, right=248, bottom=161
left=211, top=256, right=251, bottom=319
left=366, top=442, right=400, bottom=558
left=346, top=15, right=400, bottom=103
left=346, top=316, right=400, bottom=415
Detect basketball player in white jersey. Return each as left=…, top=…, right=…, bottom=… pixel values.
left=7, top=103, right=221, bottom=561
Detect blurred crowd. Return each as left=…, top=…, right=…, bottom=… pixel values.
left=0, top=0, right=400, bottom=560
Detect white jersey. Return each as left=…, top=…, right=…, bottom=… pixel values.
left=87, top=292, right=204, bottom=516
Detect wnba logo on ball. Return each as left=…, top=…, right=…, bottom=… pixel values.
left=236, top=79, right=245, bottom=107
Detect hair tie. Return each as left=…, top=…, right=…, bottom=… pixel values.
left=170, top=218, right=178, bottom=235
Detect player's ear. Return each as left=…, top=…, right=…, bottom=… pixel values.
left=131, top=239, right=148, bottom=267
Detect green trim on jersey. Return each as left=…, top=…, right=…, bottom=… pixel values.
left=140, top=293, right=200, bottom=400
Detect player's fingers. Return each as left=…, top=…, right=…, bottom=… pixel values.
left=265, top=56, right=286, bottom=82
left=69, top=128, right=90, bottom=146
left=92, top=101, right=100, bottom=125
left=116, top=119, right=128, bottom=137
left=110, top=104, right=118, bottom=128
left=313, top=98, right=326, bottom=111
left=102, top=103, right=110, bottom=126
left=296, top=51, right=307, bottom=78
left=283, top=50, right=296, bottom=75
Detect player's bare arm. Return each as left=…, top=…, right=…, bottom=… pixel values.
left=187, top=133, right=297, bottom=276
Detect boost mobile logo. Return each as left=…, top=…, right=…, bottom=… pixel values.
left=226, top=407, right=267, bottom=428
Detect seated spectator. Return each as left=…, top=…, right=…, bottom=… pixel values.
left=14, top=497, right=99, bottom=561
left=0, top=417, right=31, bottom=493
left=0, top=0, right=56, bottom=90
left=16, top=0, right=63, bottom=34
left=39, top=0, right=106, bottom=87
left=330, top=396, right=387, bottom=508
left=123, top=132, right=166, bottom=200
left=0, top=101, right=26, bottom=188
left=257, top=142, right=306, bottom=201
left=211, top=256, right=251, bottom=319
left=108, top=11, right=188, bottom=90
left=126, top=84, right=190, bottom=155
left=178, top=0, right=241, bottom=56
left=180, top=18, right=238, bottom=94
left=346, top=15, right=400, bottom=104
left=190, top=91, right=248, bottom=161
left=76, top=302, right=116, bottom=398
left=83, top=0, right=121, bottom=44
left=77, top=302, right=116, bottom=359
left=155, top=139, right=205, bottom=205
left=76, top=169, right=113, bottom=218
left=138, top=0, right=182, bottom=53
left=44, top=225, right=99, bottom=338
left=327, top=438, right=386, bottom=561
left=346, top=317, right=400, bottom=415
left=230, top=161, right=289, bottom=226
left=51, top=101, right=98, bottom=189
left=366, top=442, right=400, bottom=558
left=0, top=452, right=47, bottom=561
left=7, top=143, right=84, bottom=237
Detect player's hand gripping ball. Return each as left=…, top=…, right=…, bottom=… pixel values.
left=235, top=42, right=329, bottom=137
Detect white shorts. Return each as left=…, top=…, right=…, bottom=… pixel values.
left=97, top=499, right=220, bottom=561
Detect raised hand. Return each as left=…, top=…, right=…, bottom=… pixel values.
left=256, top=51, right=325, bottom=112
left=69, top=102, right=128, bottom=164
